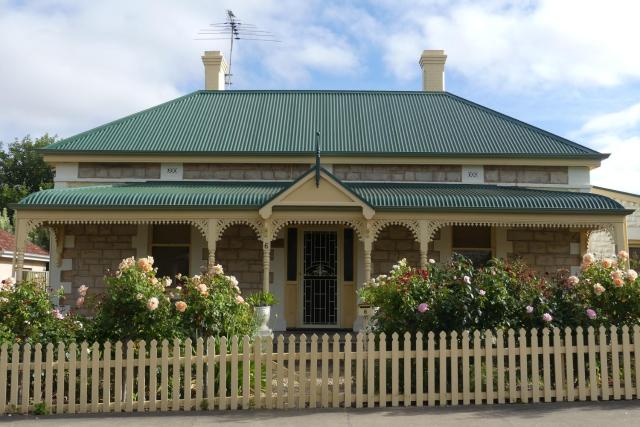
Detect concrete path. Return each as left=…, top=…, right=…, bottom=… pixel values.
left=2, top=401, right=640, bottom=427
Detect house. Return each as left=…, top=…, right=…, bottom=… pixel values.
left=10, top=50, right=631, bottom=331
left=588, top=186, right=640, bottom=259
left=0, top=229, right=48, bottom=282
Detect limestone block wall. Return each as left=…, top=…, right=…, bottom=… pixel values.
left=484, top=166, right=568, bottom=184
left=60, top=224, right=137, bottom=307
left=333, top=165, right=461, bottom=182
left=371, top=225, right=439, bottom=276
left=215, top=224, right=271, bottom=295
left=78, top=163, right=161, bottom=179
left=507, top=228, right=581, bottom=275
left=183, top=163, right=310, bottom=180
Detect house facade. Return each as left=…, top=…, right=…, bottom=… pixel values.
left=10, top=50, right=631, bottom=331
left=0, top=229, right=48, bottom=282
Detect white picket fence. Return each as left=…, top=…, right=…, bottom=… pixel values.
left=1, top=325, right=640, bottom=415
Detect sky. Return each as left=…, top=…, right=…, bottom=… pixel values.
left=1, top=0, right=639, bottom=193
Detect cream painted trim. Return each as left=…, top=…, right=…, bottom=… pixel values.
left=591, top=187, right=640, bottom=205
left=259, top=169, right=375, bottom=220
left=44, top=155, right=603, bottom=169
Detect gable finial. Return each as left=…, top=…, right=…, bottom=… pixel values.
left=315, top=131, right=321, bottom=187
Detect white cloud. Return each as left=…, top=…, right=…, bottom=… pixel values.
left=378, top=0, right=640, bottom=91
left=574, top=102, right=640, bottom=195
left=0, top=0, right=362, bottom=142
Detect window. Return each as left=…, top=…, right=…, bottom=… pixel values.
left=452, top=225, right=492, bottom=266
left=286, top=227, right=298, bottom=281
left=151, top=224, right=190, bottom=280
left=343, top=228, right=354, bottom=282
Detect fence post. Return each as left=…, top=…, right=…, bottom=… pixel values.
left=137, top=340, right=146, bottom=413
left=496, top=330, right=505, bottom=404
left=45, top=343, right=54, bottom=411
left=552, top=327, right=565, bottom=401
left=340, top=334, right=348, bottom=408
left=21, top=343, right=31, bottom=414
left=230, top=336, right=238, bottom=410
left=587, top=327, right=598, bottom=400
left=622, top=325, right=632, bottom=400
left=114, top=341, right=123, bottom=412
left=68, top=342, right=77, bottom=414
left=427, top=331, right=436, bottom=406
left=219, top=336, right=227, bottom=410
left=599, top=326, right=609, bottom=401
left=485, top=330, right=494, bottom=405
left=265, top=336, right=273, bottom=410
left=0, top=343, right=7, bottom=414
left=416, top=331, right=424, bottom=407
left=276, top=335, right=284, bottom=409
left=103, top=341, right=112, bottom=412
left=160, top=340, right=169, bottom=412
left=473, top=330, right=482, bottom=405
left=56, top=342, right=65, bottom=414
left=9, top=343, right=19, bottom=411
left=519, top=329, right=528, bottom=403
left=564, top=327, right=574, bottom=402
left=184, top=338, right=193, bottom=411
left=172, top=339, right=181, bottom=411
left=245, top=335, right=253, bottom=410
left=206, top=337, right=215, bottom=411
left=309, top=335, right=318, bottom=409
left=461, top=330, right=470, bottom=405
left=288, top=335, right=296, bottom=409
left=33, top=343, right=42, bottom=410
left=507, top=329, right=517, bottom=403
left=405, top=332, right=413, bottom=407
left=450, top=331, right=459, bottom=406
left=610, top=326, right=621, bottom=400
left=321, top=334, right=329, bottom=408
left=575, top=327, right=586, bottom=401
left=255, top=336, right=263, bottom=410
left=390, top=332, right=398, bottom=407
left=298, top=335, right=307, bottom=409
left=439, top=331, right=447, bottom=406
left=634, top=326, right=640, bottom=399
left=377, top=333, right=386, bottom=408
left=148, top=340, right=157, bottom=412
left=195, top=338, right=204, bottom=410
left=356, top=333, right=364, bottom=408
left=529, top=329, right=540, bottom=403
left=125, top=341, right=134, bottom=413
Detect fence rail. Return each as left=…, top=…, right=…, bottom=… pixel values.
left=1, top=325, right=639, bottom=414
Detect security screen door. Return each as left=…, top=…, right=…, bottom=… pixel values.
left=302, top=230, right=338, bottom=326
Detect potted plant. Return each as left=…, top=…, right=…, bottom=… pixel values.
left=247, top=291, right=278, bottom=337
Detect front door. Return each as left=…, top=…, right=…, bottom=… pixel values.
left=302, top=230, right=338, bottom=326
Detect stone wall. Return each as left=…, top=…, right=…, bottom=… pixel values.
left=216, top=224, right=270, bottom=295
left=61, top=224, right=137, bottom=307
left=333, top=164, right=461, bottom=182
left=372, top=225, right=420, bottom=275
left=78, top=163, right=161, bottom=179
left=507, top=228, right=580, bottom=275
left=484, top=166, right=568, bottom=184
left=183, top=163, right=311, bottom=180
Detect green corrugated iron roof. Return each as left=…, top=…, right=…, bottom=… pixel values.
left=16, top=182, right=288, bottom=209
left=41, top=91, right=604, bottom=158
left=15, top=181, right=627, bottom=214
left=346, top=183, right=628, bottom=213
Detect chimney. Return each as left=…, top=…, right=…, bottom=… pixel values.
left=419, top=50, right=447, bottom=91
left=201, top=51, right=228, bottom=90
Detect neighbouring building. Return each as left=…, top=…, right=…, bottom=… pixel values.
left=0, top=229, right=48, bottom=282
left=10, top=50, right=632, bottom=331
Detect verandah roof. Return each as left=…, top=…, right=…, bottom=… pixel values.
left=15, top=181, right=629, bottom=214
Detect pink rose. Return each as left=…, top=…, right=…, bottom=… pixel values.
left=614, top=277, right=624, bottom=287
left=566, top=276, right=579, bottom=286
left=627, top=269, right=638, bottom=282
left=478, top=289, right=486, bottom=296
left=78, top=285, right=89, bottom=297
left=76, top=297, right=85, bottom=307
left=602, top=259, right=614, bottom=268
left=417, top=303, right=429, bottom=313
left=526, top=305, right=534, bottom=314
left=542, top=313, right=553, bottom=322
left=586, top=309, right=597, bottom=320
left=618, top=250, right=629, bottom=260
left=594, top=283, right=605, bottom=295
left=582, top=253, right=595, bottom=265
left=236, top=295, right=245, bottom=304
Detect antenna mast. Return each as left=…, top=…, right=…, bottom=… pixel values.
left=196, top=10, right=280, bottom=87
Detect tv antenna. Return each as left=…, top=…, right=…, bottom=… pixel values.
left=196, top=10, right=280, bottom=87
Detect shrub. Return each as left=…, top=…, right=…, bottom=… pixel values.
left=0, top=277, right=83, bottom=345
left=358, top=252, right=640, bottom=335
left=88, top=256, right=182, bottom=343
left=246, top=291, right=278, bottom=307
left=172, top=265, right=256, bottom=339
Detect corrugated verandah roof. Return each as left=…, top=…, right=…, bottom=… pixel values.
left=15, top=181, right=628, bottom=214
left=41, top=91, right=604, bottom=158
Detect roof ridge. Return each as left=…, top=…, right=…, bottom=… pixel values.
left=442, top=92, right=602, bottom=156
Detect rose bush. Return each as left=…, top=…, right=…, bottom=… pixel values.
left=0, top=277, right=84, bottom=345
left=358, top=251, right=640, bottom=335
left=87, top=258, right=256, bottom=343
left=172, top=265, right=256, bottom=339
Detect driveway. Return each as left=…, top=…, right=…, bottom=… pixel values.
left=2, top=401, right=640, bottom=427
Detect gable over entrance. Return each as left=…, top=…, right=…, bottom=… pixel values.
left=258, top=167, right=375, bottom=219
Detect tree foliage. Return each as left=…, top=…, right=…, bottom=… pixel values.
left=0, top=134, right=55, bottom=248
